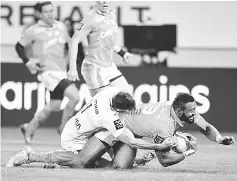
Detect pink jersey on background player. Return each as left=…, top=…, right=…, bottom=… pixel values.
left=82, top=9, right=118, bottom=68
left=20, top=20, right=70, bottom=71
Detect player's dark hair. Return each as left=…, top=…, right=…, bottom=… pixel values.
left=112, top=92, right=136, bottom=112
left=38, top=1, right=53, bottom=12
left=172, top=93, right=195, bottom=110
left=34, top=3, right=41, bottom=12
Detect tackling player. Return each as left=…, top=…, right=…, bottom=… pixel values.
left=15, top=1, right=80, bottom=143
left=6, top=87, right=175, bottom=168
left=112, top=93, right=235, bottom=168
left=68, top=1, right=133, bottom=96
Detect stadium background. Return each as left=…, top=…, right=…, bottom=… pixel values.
left=1, top=1, right=237, bottom=132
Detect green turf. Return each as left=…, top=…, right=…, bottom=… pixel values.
left=1, top=128, right=237, bottom=181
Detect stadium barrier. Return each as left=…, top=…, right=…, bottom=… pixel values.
left=1, top=63, right=237, bottom=131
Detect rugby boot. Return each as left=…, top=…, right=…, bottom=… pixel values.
left=6, top=146, right=34, bottom=167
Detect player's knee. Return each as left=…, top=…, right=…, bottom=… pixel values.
left=112, top=162, right=132, bottom=169
left=35, top=108, right=52, bottom=121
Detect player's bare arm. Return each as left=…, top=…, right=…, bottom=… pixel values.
left=155, top=145, right=196, bottom=167
left=195, top=115, right=235, bottom=145
left=68, top=19, right=92, bottom=81
left=113, top=45, right=133, bottom=64
left=15, top=27, right=41, bottom=74
left=117, top=127, right=175, bottom=151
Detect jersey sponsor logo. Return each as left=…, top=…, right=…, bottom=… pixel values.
left=113, top=120, right=123, bottom=130
left=154, top=135, right=165, bottom=144
left=77, top=23, right=84, bottom=31
left=99, top=27, right=117, bottom=39
left=75, top=118, right=81, bottom=130
left=94, top=99, right=99, bottom=114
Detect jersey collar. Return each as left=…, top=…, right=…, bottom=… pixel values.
left=170, top=106, right=184, bottom=127
left=94, top=6, right=111, bottom=16
left=38, top=20, right=56, bottom=28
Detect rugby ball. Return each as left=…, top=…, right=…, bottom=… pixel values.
left=172, top=133, right=190, bottom=153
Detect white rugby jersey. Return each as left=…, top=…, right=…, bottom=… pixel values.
left=62, top=87, right=124, bottom=141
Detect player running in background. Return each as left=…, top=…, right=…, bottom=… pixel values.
left=68, top=1, right=133, bottom=96
left=6, top=87, right=175, bottom=168
left=15, top=1, right=80, bottom=144
left=112, top=93, right=235, bottom=168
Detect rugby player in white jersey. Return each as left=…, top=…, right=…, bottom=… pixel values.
left=6, top=87, right=175, bottom=168
left=68, top=1, right=133, bottom=96
left=111, top=93, right=235, bottom=168
left=15, top=1, right=80, bottom=143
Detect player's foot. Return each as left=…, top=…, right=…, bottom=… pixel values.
left=20, top=123, right=33, bottom=144
left=6, top=146, right=34, bottom=167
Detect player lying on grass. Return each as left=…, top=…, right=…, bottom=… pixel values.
left=6, top=87, right=175, bottom=168
left=111, top=92, right=235, bottom=168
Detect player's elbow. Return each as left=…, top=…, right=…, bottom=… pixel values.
left=159, top=158, right=171, bottom=167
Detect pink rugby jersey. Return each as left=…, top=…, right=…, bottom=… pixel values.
left=20, top=20, right=69, bottom=71
left=81, top=9, right=118, bottom=68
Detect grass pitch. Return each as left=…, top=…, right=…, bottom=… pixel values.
left=1, top=128, right=237, bottom=181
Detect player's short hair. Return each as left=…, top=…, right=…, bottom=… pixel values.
left=38, top=1, right=53, bottom=12
left=112, top=92, right=136, bottom=112
left=34, top=3, right=41, bottom=12
left=172, top=93, right=195, bottom=110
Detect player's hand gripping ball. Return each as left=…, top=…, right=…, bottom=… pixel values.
left=172, top=132, right=198, bottom=153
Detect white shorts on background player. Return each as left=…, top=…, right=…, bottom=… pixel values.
left=61, top=87, right=124, bottom=153
left=81, top=62, right=122, bottom=89
left=38, top=71, right=68, bottom=91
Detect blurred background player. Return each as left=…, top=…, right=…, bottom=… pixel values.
left=111, top=93, right=235, bottom=168
left=68, top=1, right=133, bottom=96
left=15, top=1, right=80, bottom=144
left=6, top=88, right=175, bottom=168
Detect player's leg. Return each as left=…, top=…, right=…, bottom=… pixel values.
left=29, top=134, right=109, bottom=168
left=6, top=135, right=110, bottom=168
left=20, top=99, right=62, bottom=144
left=108, top=63, right=130, bottom=93
left=55, top=80, right=80, bottom=133
left=112, top=141, right=137, bottom=169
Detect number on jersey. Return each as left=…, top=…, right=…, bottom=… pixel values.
left=77, top=23, right=84, bottom=31
left=113, top=120, right=123, bottom=130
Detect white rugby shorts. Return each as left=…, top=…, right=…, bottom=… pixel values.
left=38, top=71, right=68, bottom=91
left=81, top=62, right=122, bottom=89
left=61, top=119, right=117, bottom=153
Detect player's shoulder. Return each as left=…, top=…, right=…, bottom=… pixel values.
left=193, top=110, right=201, bottom=123
left=23, top=23, right=38, bottom=36
left=101, top=87, right=119, bottom=97
left=55, top=20, right=65, bottom=27
left=97, top=87, right=118, bottom=109
left=109, top=9, right=117, bottom=18
left=55, top=20, right=67, bottom=31
left=83, top=9, right=97, bottom=23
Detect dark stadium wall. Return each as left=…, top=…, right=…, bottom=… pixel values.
left=1, top=63, right=237, bottom=132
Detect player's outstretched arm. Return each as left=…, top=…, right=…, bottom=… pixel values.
left=117, top=127, right=175, bottom=150
left=195, top=116, right=235, bottom=145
